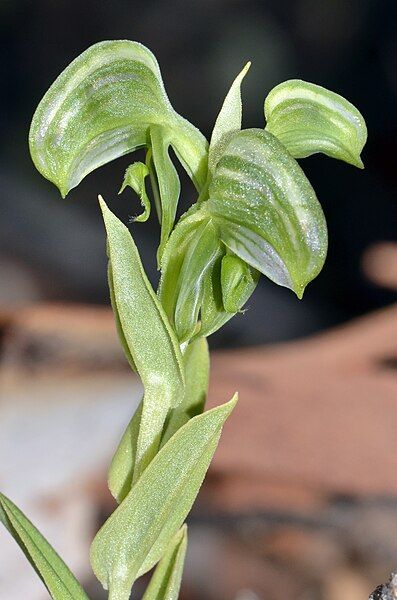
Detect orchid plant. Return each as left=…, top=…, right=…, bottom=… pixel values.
left=0, top=40, right=367, bottom=599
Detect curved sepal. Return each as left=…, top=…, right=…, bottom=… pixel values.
left=208, top=62, right=250, bottom=174
left=208, top=128, right=328, bottom=297
left=160, top=128, right=327, bottom=338
left=29, top=40, right=208, bottom=197
left=264, top=79, right=367, bottom=168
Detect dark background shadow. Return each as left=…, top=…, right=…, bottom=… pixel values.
left=1, top=0, right=396, bottom=346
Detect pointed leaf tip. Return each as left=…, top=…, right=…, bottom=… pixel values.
left=100, top=196, right=185, bottom=484
left=91, top=395, right=237, bottom=594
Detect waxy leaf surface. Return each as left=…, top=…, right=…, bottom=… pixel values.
left=108, top=401, right=142, bottom=504
left=108, top=337, right=209, bottom=504
left=100, top=198, right=184, bottom=480
left=90, top=396, right=237, bottom=598
left=0, top=493, right=89, bottom=600
left=265, top=79, right=367, bottom=168
left=161, top=337, right=210, bottom=445
left=142, top=526, right=187, bottom=600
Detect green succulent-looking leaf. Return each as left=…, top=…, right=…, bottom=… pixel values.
left=0, top=493, right=89, bottom=600
left=91, top=396, right=237, bottom=600
left=107, top=401, right=142, bottom=504
left=29, top=40, right=208, bottom=199
left=119, top=161, right=151, bottom=222
left=264, top=79, right=367, bottom=168
left=100, top=197, right=185, bottom=481
left=108, top=337, right=210, bottom=504
left=142, top=526, right=187, bottom=600
left=108, top=260, right=136, bottom=372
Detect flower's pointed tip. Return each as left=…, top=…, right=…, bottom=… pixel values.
left=98, top=194, right=107, bottom=212
left=294, top=284, right=305, bottom=300
left=345, top=152, right=364, bottom=169
left=356, top=157, right=365, bottom=169
left=240, top=61, right=251, bottom=79
left=58, top=183, right=68, bottom=199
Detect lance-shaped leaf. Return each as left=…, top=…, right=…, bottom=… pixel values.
left=29, top=40, right=208, bottom=197
left=108, top=260, right=136, bottom=372
left=90, top=395, right=237, bottom=599
left=207, top=128, right=328, bottom=297
left=161, top=337, right=210, bottom=446
left=208, top=62, right=250, bottom=174
left=142, top=526, right=187, bottom=600
left=100, top=197, right=184, bottom=481
left=119, top=162, right=151, bottom=222
left=0, top=493, right=89, bottom=600
left=108, top=401, right=142, bottom=504
left=264, top=79, right=367, bottom=168
left=108, top=337, right=210, bottom=504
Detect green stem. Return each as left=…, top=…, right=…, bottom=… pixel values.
left=146, top=149, right=162, bottom=223
left=108, top=579, right=132, bottom=600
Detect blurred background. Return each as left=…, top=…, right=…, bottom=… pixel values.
left=1, top=1, right=397, bottom=599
